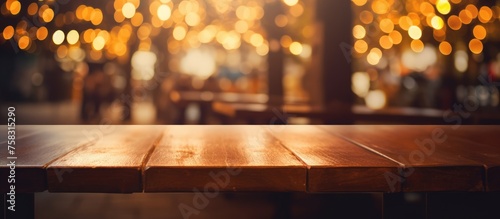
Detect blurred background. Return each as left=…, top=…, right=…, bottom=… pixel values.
left=1, top=0, right=500, bottom=125
left=2, top=1, right=500, bottom=218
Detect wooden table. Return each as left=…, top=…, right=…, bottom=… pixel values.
left=2, top=125, right=500, bottom=218
left=170, top=91, right=269, bottom=105
left=169, top=91, right=269, bottom=124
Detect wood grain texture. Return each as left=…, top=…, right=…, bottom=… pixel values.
left=144, top=126, right=306, bottom=192
left=371, top=126, right=500, bottom=191
left=47, top=126, right=162, bottom=193
left=320, top=125, right=485, bottom=192
left=435, top=126, right=500, bottom=191
left=0, top=126, right=97, bottom=192
left=3, top=125, right=499, bottom=194
left=267, top=126, right=400, bottom=192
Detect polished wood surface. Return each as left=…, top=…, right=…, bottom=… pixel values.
left=320, top=126, right=485, bottom=192
left=0, top=126, right=96, bottom=192
left=144, top=126, right=306, bottom=192
left=47, top=126, right=162, bottom=193
left=1, top=125, right=499, bottom=193
left=441, top=126, right=500, bottom=191
left=267, top=126, right=400, bottom=192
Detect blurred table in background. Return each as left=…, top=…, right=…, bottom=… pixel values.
left=169, top=90, right=270, bottom=124
left=212, top=102, right=500, bottom=125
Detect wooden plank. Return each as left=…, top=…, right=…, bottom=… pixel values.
left=433, top=126, right=500, bottom=191
left=267, top=126, right=400, bottom=192
left=0, top=125, right=44, bottom=144
left=320, top=126, right=485, bottom=192
left=0, top=126, right=97, bottom=193
left=370, top=126, right=500, bottom=191
left=47, top=126, right=163, bottom=193
left=144, top=126, right=306, bottom=192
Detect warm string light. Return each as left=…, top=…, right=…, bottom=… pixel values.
left=352, top=0, right=499, bottom=64
left=2, top=0, right=497, bottom=58
left=0, top=0, right=313, bottom=60
left=0, top=0, right=312, bottom=99
left=352, top=0, right=500, bottom=109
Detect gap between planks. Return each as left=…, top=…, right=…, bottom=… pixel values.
left=140, top=130, right=165, bottom=192
left=261, top=125, right=311, bottom=192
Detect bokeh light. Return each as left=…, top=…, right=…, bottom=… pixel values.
left=408, top=26, right=422, bottom=40
left=18, top=36, right=30, bottom=50
left=436, top=0, right=451, bottom=15
left=122, top=2, right=136, bottom=19
left=439, top=41, right=452, bottom=55
left=9, top=1, right=21, bottom=15
left=36, top=27, right=48, bottom=41
left=289, top=42, right=303, bottom=55
left=67, top=30, right=80, bottom=45
left=2, top=26, right=14, bottom=40
left=92, top=35, right=106, bottom=50
left=52, top=30, right=65, bottom=45
left=1, top=0, right=499, bottom=114
left=365, top=90, right=387, bottom=110
left=157, top=5, right=172, bottom=21
left=469, top=39, right=483, bottom=54
left=283, top=0, right=299, bottom=7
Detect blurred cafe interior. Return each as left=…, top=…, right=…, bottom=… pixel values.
left=2, top=1, right=500, bottom=219
left=1, top=0, right=500, bottom=125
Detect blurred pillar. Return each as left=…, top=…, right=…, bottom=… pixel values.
left=263, top=2, right=285, bottom=105
left=154, top=27, right=172, bottom=123
left=122, top=38, right=139, bottom=122
left=315, top=0, right=354, bottom=123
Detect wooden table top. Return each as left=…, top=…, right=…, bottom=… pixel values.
left=1, top=125, right=499, bottom=193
